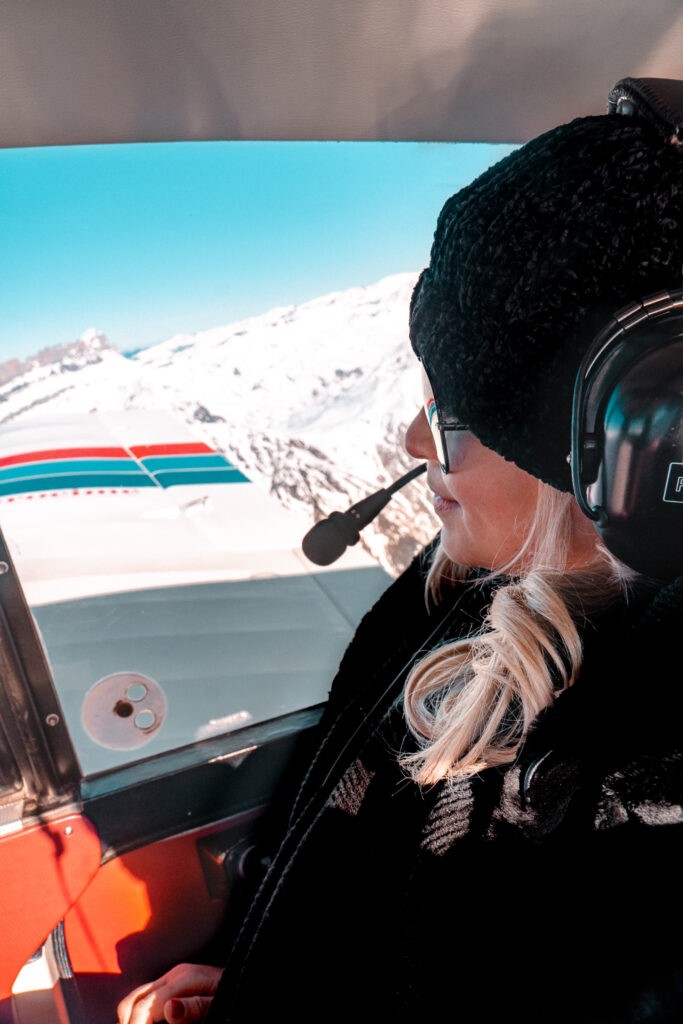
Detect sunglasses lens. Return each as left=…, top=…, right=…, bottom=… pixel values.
left=421, top=367, right=449, bottom=472
left=420, top=365, right=470, bottom=473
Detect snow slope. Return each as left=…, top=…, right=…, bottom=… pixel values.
left=0, top=273, right=439, bottom=574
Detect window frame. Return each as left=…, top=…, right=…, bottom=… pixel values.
left=0, top=528, right=81, bottom=824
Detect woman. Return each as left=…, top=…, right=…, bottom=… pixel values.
left=119, top=96, right=683, bottom=1024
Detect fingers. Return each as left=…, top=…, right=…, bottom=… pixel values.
left=117, top=964, right=223, bottom=1024
left=164, top=996, right=214, bottom=1022
left=117, top=977, right=162, bottom=1024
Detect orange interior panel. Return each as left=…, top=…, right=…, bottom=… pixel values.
left=63, top=819, right=237, bottom=991
left=0, top=813, right=100, bottom=997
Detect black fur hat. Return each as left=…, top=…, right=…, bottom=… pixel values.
left=410, top=114, right=683, bottom=491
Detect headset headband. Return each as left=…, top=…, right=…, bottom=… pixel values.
left=607, top=77, right=683, bottom=145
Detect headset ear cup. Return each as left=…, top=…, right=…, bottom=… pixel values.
left=571, top=318, right=622, bottom=523
left=571, top=291, right=683, bottom=580
left=595, top=337, right=683, bottom=579
left=580, top=443, right=601, bottom=489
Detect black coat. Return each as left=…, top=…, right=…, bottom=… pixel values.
left=208, top=541, right=683, bottom=1023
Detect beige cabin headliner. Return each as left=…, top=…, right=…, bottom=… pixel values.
left=2, top=0, right=683, bottom=148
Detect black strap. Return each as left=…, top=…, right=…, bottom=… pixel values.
left=607, top=77, right=683, bottom=146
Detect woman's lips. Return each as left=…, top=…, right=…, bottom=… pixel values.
left=427, top=472, right=460, bottom=513
left=432, top=493, right=460, bottom=514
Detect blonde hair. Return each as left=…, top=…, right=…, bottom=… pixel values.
left=401, top=482, right=634, bottom=784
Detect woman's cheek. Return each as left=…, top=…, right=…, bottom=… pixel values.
left=444, top=432, right=477, bottom=474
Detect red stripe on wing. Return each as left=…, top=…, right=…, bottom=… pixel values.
left=0, top=447, right=130, bottom=468
left=129, top=443, right=214, bottom=457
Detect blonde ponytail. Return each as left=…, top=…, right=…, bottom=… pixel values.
left=402, top=485, right=633, bottom=783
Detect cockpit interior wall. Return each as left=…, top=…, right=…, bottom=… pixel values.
left=2, top=0, right=683, bottom=148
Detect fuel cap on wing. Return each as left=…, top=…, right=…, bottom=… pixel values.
left=82, top=671, right=166, bottom=749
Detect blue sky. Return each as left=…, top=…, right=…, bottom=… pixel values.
left=1, top=141, right=516, bottom=361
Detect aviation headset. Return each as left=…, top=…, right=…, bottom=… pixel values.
left=570, top=78, right=683, bottom=581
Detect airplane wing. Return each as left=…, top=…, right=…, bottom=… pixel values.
left=0, top=410, right=390, bottom=776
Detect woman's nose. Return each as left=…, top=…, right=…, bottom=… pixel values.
left=404, top=407, right=437, bottom=462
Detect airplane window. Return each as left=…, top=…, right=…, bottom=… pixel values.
left=0, top=140, right=516, bottom=778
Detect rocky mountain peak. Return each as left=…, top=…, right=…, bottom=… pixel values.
left=0, top=329, right=119, bottom=386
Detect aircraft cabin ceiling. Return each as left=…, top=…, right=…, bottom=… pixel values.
left=2, top=0, right=683, bottom=149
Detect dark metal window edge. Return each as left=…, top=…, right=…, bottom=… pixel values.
left=82, top=705, right=323, bottom=859
left=0, top=531, right=81, bottom=816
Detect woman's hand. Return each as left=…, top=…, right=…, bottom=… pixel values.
left=117, top=963, right=223, bottom=1024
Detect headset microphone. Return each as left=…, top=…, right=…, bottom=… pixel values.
left=302, top=464, right=426, bottom=566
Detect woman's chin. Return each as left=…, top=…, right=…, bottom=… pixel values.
left=439, top=525, right=475, bottom=568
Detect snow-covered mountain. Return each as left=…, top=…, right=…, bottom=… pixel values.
left=0, top=273, right=439, bottom=574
